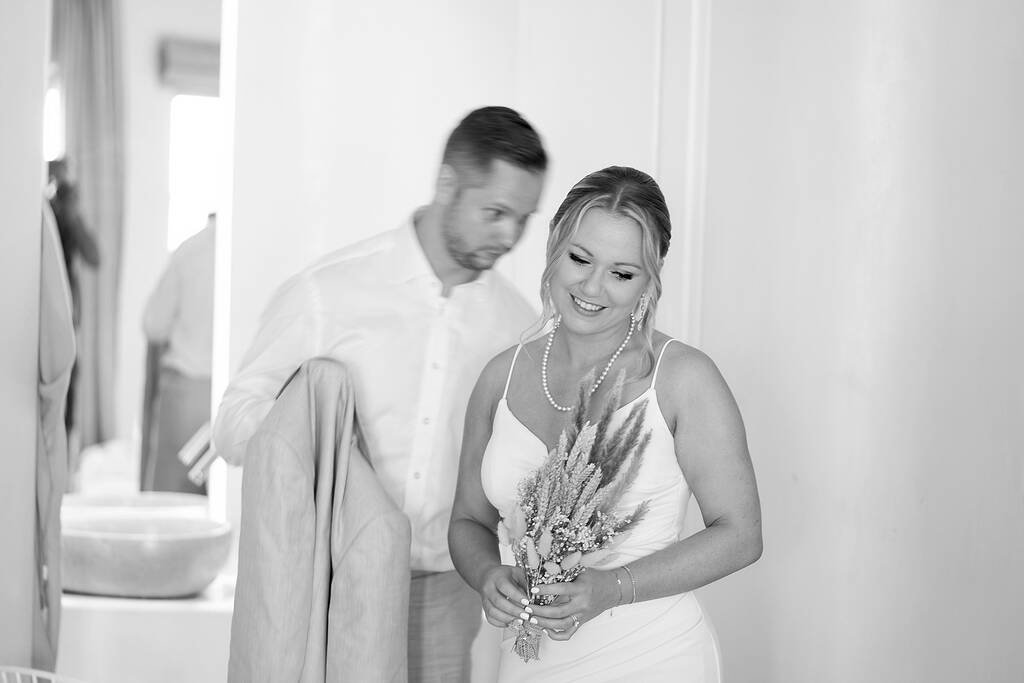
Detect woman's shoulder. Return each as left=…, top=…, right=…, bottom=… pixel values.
left=651, top=332, right=731, bottom=398
left=477, top=342, right=533, bottom=395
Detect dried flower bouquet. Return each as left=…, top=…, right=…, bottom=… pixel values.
left=498, top=370, right=651, bottom=662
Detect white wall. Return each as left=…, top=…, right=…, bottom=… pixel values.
left=116, top=0, right=221, bottom=445
left=697, top=2, right=1024, bottom=681
left=0, top=0, right=50, bottom=665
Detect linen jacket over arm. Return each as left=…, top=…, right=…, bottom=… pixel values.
left=228, top=358, right=411, bottom=683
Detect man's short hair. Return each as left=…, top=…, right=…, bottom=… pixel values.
left=442, top=106, right=547, bottom=184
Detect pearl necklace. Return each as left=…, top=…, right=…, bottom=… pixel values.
left=541, top=315, right=636, bottom=412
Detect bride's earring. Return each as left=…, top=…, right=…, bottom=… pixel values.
left=633, top=294, right=649, bottom=322
left=543, top=280, right=556, bottom=319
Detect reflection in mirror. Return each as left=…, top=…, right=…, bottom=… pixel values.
left=43, top=0, right=231, bottom=681
left=53, top=21, right=223, bottom=498
left=138, top=211, right=216, bottom=496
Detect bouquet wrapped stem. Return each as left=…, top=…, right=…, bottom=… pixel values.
left=501, top=370, right=651, bottom=663
left=509, top=574, right=545, bottom=662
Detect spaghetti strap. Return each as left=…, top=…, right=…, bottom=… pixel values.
left=502, top=345, right=524, bottom=400
left=651, top=338, right=681, bottom=387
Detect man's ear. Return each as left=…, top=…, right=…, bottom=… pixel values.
left=435, top=164, right=458, bottom=205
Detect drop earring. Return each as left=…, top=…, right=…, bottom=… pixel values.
left=633, top=294, right=649, bottom=322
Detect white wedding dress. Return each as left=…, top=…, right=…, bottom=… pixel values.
left=480, top=340, right=721, bottom=682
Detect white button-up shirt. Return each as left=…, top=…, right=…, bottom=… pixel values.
left=143, top=224, right=215, bottom=378
left=213, top=220, right=537, bottom=571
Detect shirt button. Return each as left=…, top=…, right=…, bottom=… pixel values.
left=431, top=362, right=441, bottom=370
left=413, top=472, right=422, bottom=480
left=422, top=417, right=431, bottom=425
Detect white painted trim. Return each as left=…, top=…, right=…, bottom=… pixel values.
left=680, top=0, right=712, bottom=346
left=651, top=0, right=665, bottom=172
left=208, top=0, right=239, bottom=525
left=653, top=0, right=711, bottom=344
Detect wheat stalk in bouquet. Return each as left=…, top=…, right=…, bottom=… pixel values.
left=498, top=369, right=652, bottom=662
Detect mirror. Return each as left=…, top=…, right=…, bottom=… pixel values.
left=47, top=2, right=223, bottom=499
left=45, top=1, right=233, bottom=680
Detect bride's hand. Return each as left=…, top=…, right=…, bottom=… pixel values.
left=527, top=569, right=620, bottom=641
left=479, top=564, right=534, bottom=629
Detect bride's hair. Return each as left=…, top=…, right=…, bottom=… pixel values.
left=530, top=166, right=672, bottom=379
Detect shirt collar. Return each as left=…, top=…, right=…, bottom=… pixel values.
left=393, top=211, right=493, bottom=291
left=393, top=213, right=437, bottom=285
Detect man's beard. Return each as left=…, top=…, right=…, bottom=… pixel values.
left=441, top=205, right=503, bottom=272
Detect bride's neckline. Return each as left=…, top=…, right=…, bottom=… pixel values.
left=499, top=386, right=655, bottom=455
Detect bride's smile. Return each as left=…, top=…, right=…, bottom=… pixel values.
left=570, top=294, right=603, bottom=313
left=552, top=207, right=650, bottom=335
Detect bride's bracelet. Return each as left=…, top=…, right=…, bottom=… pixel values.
left=621, top=564, right=637, bottom=604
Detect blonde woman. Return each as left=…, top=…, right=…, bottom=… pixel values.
left=449, top=166, right=762, bottom=681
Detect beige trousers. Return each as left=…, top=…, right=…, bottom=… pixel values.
left=140, top=366, right=208, bottom=494
left=408, top=570, right=482, bottom=683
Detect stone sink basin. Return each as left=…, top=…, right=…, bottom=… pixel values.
left=61, top=492, right=232, bottom=599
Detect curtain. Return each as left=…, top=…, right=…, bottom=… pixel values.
left=50, top=0, right=124, bottom=452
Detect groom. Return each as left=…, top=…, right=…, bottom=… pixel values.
left=214, top=106, right=547, bottom=681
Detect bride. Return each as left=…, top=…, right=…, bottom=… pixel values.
left=448, top=166, right=762, bottom=682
